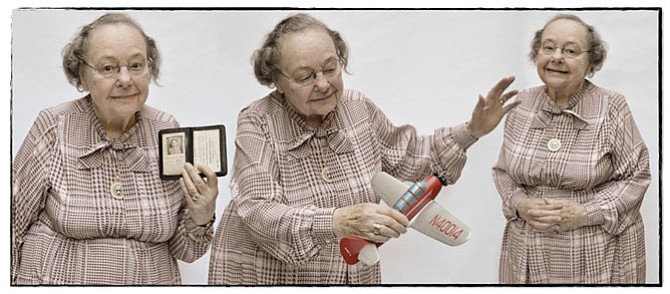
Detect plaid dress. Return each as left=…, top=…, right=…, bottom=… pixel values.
left=208, top=89, right=477, bottom=284
left=493, top=81, right=651, bottom=283
left=12, top=96, right=213, bottom=285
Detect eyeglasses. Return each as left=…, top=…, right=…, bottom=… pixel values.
left=276, top=59, right=342, bottom=87
left=540, top=42, right=590, bottom=59
left=80, top=58, right=149, bottom=79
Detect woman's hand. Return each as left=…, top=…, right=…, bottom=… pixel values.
left=333, top=203, right=409, bottom=243
left=467, top=76, right=520, bottom=138
left=179, top=163, right=219, bottom=226
left=517, top=198, right=588, bottom=232
left=545, top=199, right=589, bottom=232
left=517, top=198, right=562, bottom=232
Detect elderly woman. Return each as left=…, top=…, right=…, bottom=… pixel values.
left=208, top=13, right=519, bottom=285
left=11, top=13, right=218, bottom=285
left=492, top=14, right=651, bottom=283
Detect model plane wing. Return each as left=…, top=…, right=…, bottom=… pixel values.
left=339, top=172, right=472, bottom=266
left=372, top=172, right=471, bottom=246
left=407, top=198, right=471, bottom=246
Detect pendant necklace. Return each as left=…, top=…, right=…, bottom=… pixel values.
left=547, top=128, right=562, bottom=152
left=315, top=119, right=334, bottom=183
left=547, top=116, right=564, bottom=152
left=291, top=114, right=334, bottom=183
left=547, top=96, right=579, bottom=152
left=105, top=149, right=125, bottom=200
left=312, top=140, right=333, bottom=183
left=96, top=127, right=134, bottom=200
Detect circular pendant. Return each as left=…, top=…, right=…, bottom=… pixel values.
left=320, top=167, right=333, bottom=183
left=110, top=181, right=124, bottom=200
left=547, top=138, right=562, bottom=152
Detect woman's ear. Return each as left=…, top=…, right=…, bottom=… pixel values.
left=79, top=68, right=90, bottom=92
left=273, top=74, right=285, bottom=94
left=585, top=63, right=593, bottom=78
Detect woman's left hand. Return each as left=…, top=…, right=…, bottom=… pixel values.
left=179, top=163, right=219, bottom=226
left=544, top=199, right=588, bottom=232
left=467, top=76, right=520, bottom=138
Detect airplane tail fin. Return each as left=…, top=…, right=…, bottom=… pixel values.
left=339, top=237, right=380, bottom=266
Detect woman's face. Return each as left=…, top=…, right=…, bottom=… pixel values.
left=273, top=29, right=343, bottom=127
left=80, top=23, right=150, bottom=129
left=536, top=19, right=591, bottom=99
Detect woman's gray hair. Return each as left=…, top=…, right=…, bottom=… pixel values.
left=62, top=13, right=161, bottom=91
left=251, top=13, right=350, bottom=88
left=529, top=14, right=608, bottom=77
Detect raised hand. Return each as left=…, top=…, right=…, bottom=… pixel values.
left=180, top=163, right=219, bottom=226
left=467, top=76, right=520, bottom=138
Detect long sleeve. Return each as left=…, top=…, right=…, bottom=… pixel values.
left=494, top=83, right=650, bottom=283
left=492, top=110, right=527, bottom=221
left=229, top=107, right=336, bottom=266
left=158, top=119, right=214, bottom=263
left=13, top=98, right=209, bottom=284
left=366, top=97, right=478, bottom=184
left=211, top=89, right=480, bottom=284
left=581, top=95, right=651, bottom=235
left=11, top=110, right=56, bottom=283
left=167, top=207, right=214, bottom=263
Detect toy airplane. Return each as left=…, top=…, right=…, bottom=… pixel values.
left=339, top=172, right=471, bottom=266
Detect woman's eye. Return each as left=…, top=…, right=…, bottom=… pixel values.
left=102, top=65, right=117, bottom=73
left=296, top=74, right=313, bottom=82
left=129, top=62, right=144, bottom=70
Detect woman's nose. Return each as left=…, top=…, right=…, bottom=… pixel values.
left=313, top=72, right=330, bottom=90
left=550, top=49, right=565, bottom=62
left=115, top=67, right=133, bottom=86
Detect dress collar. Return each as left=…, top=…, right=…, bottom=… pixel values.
left=273, top=92, right=354, bottom=160
left=77, top=95, right=151, bottom=172
left=530, top=80, right=592, bottom=130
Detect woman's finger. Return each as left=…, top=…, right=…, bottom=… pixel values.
left=367, top=223, right=392, bottom=243
left=181, top=166, right=199, bottom=196
left=195, top=164, right=219, bottom=191
left=180, top=177, right=199, bottom=205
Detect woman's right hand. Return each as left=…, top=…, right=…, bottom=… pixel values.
left=332, top=203, right=409, bottom=243
left=466, top=76, right=520, bottom=138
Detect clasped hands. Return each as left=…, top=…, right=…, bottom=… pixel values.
left=517, top=198, right=588, bottom=233
left=179, top=163, right=219, bottom=226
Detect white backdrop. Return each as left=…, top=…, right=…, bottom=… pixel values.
left=9, top=9, right=660, bottom=285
